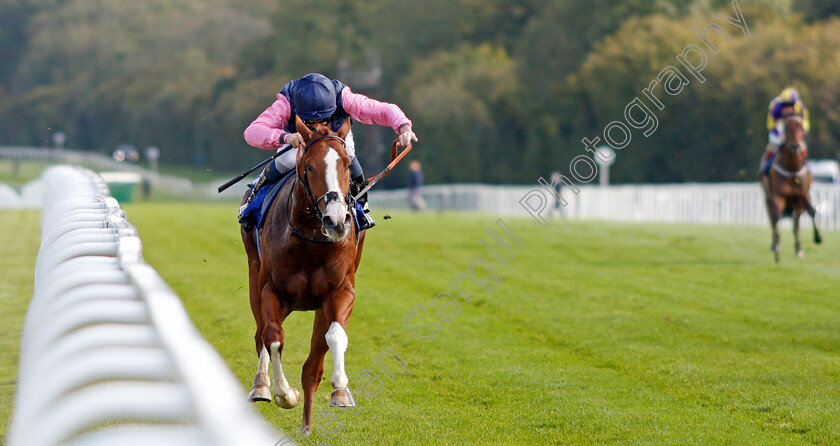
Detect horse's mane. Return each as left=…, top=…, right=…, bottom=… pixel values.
left=305, top=123, right=348, bottom=158
left=313, top=125, right=331, bottom=136
left=782, top=113, right=803, bottom=125
left=299, top=118, right=352, bottom=161
left=302, top=125, right=337, bottom=153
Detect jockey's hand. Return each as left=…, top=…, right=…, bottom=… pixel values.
left=284, top=132, right=305, bottom=149
left=398, top=125, right=418, bottom=148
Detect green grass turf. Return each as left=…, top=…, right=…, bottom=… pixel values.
left=0, top=210, right=41, bottom=443
left=2, top=205, right=839, bottom=445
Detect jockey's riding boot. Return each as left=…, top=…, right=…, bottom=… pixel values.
left=351, top=174, right=376, bottom=231
left=238, top=167, right=274, bottom=230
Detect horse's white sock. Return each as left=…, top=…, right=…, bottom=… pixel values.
left=325, top=322, right=349, bottom=388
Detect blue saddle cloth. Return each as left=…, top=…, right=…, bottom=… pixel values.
left=241, top=171, right=295, bottom=230
left=761, top=152, right=778, bottom=176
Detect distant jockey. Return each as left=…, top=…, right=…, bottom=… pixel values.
left=239, top=73, right=418, bottom=231
left=759, top=87, right=810, bottom=198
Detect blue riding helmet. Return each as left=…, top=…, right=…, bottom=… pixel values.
left=293, top=73, right=337, bottom=121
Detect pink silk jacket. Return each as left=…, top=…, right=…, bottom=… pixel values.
left=244, top=87, right=412, bottom=150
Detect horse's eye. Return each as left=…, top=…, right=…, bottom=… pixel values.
left=305, top=165, right=312, bottom=172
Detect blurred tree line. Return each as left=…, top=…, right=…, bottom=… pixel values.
left=0, top=0, right=838, bottom=185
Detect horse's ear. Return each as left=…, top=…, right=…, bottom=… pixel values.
left=295, top=115, right=313, bottom=143
left=336, top=118, right=351, bottom=139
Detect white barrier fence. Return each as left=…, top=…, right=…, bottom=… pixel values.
left=6, top=166, right=289, bottom=446
left=371, top=182, right=840, bottom=231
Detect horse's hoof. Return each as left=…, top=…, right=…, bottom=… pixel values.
left=815, top=235, right=823, bottom=244
left=796, top=250, right=805, bottom=258
left=300, top=424, right=312, bottom=437
left=273, top=387, right=300, bottom=409
left=329, top=387, right=356, bottom=408
left=248, top=385, right=271, bottom=403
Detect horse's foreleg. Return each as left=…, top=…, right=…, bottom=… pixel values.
left=805, top=200, right=823, bottom=244
left=770, top=197, right=784, bottom=263
left=248, top=344, right=272, bottom=402
left=300, top=309, right=330, bottom=436
left=244, top=230, right=263, bottom=328
left=261, top=286, right=298, bottom=409
left=269, top=336, right=300, bottom=409
left=354, top=231, right=366, bottom=271
left=247, top=257, right=270, bottom=402
left=793, top=209, right=803, bottom=257
left=770, top=213, right=781, bottom=261
left=325, top=321, right=354, bottom=407
left=322, top=289, right=355, bottom=409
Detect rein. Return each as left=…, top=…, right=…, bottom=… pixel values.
left=287, top=176, right=338, bottom=244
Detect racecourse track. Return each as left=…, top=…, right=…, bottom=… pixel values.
left=2, top=204, right=839, bottom=445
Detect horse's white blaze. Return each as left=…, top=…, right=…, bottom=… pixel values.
left=324, top=148, right=341, bottom=193
left=325, top=322, right=349, bottom=389
left=269, top=341, right=293, bottom=397
left=323, top=148, right=349, bottom=234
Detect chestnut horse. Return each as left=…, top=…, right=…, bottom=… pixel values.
left=241, top=117, right=365, bottom=435
left=766, top=115, right=822, bottom=262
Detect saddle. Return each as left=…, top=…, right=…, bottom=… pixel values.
left=239, top=171, right=295, bottom=230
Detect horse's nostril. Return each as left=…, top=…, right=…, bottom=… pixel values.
left=343, top=214, right=351, bottom=226
left=322, top=216, right=335, bottom=229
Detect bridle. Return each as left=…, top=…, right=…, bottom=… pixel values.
left=289, top=134, right=353, bottom=243
left=773, top=115, right=808, bottom=178
left=299, top=134, right=352, bottom=219
left=286, top=130, right=414, bottom=243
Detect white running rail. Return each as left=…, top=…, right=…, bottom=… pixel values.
left=6, top=166, right=290, bottom=446
left=371, top=182, right=840, bottom=231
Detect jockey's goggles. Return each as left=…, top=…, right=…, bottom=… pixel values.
left=303, top=117, right=330, bottom=125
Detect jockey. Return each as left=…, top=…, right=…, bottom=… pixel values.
left=759, top=87, right=810, bottom=197
left=239, top=73, right=418, bottom=231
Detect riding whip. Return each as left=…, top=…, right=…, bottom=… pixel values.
left=217, top=144, right=295, bottom=193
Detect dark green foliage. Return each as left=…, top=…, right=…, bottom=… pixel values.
left=794, top=0, right=840, bottom=21
left=1, top=0, right=838, bottom=183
